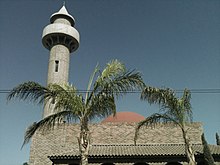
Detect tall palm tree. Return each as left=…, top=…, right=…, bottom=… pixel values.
left=216, top=133, right=220, bottom=145
left=134, top=86, right=196, bottom=165
left=7, top=60, right=144, bottom=165
left=201, top=133, right=215, bottom=165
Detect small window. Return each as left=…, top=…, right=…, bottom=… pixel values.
left=55, top=60, right=59, bottom=72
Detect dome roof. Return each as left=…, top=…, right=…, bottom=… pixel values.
left=101, top=111, right=145, bottom=123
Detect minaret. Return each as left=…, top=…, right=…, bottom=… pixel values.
left=42, top=5, right=80, bottom=118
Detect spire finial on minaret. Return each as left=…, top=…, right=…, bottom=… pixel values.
left=50, top=4, right=75, bottom=26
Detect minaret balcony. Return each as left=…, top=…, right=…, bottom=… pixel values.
left=42, top=23, right=79, bottom=53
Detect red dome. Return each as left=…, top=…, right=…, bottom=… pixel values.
left=101, top=111, right=145, bottom=123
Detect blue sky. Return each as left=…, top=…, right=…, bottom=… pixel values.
left=0, top=0, right=219, bottom=164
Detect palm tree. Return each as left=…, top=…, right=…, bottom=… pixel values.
left=134, top=86, right=196, bottom=165
left=216, top=133, right=220, bottom=145
left=201, top=133, right=215, bottom=165
left=7, top=60, right=144, bottom=165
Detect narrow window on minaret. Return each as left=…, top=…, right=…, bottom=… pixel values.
left=55, top=60, right=59, bottom=72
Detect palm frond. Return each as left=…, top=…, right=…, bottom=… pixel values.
left=50, top=84, right=84, bottom=116
left=138, top=86, right=193, bottom=145
left=134, top=113, right=180, bottom=145
left=162, top=100, right=180, bottom=122
left=83, top=60, right=144, bottom=121
left=141, top=86, right=176, bottom=105
left=141, top=86, right=193, bottom=124
left=22, top=122, right=38, bottom=148
left=183, top=89, right=192, bottom=120
left=99, top=70, right=144, bottom=98
left=87, top=61, right=144, bottom=110
left=180, top=89, right=193, bottom=123
left=85, top=63, right=99, bottom=105
left=7, top=81, right=53, bottom=104
left=87, top=93, right=116, bottom=120
left=98, top=59, right=125, bottom=81
left=94, top=60, right=126, bottom=93
left=22, top=110, right=78, bottom=148
left=55, top=93, right=84, bottom=116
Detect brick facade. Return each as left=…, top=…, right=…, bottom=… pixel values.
left=29, top=122, right=203, bottom=165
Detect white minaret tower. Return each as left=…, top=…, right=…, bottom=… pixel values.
left=42, top=5, right=80, bottom=118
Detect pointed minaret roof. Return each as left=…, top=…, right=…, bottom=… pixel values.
left=50, top=5, right=75, bottom=26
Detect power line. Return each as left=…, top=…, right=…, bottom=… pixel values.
left=0, top=89, right=220, bottom=94
left=176, top=89, right=220, bottom=94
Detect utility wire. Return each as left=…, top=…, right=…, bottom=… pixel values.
left=0, top=89, right=220, bottom=94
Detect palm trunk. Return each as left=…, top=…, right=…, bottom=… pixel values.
left=181, top=126, right=196, bottom=165
left=78, top=118, right=90, bottom=165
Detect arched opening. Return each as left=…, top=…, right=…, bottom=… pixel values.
left=166, top=162, right=182, bottom=165
left=101, top=163, right=115, bottom=165
left=134, top=162, right=149, bottom=165
left=197, top=161, right=205, bottom=165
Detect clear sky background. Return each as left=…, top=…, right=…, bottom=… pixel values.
left=0, top=0, right=219, bottom=165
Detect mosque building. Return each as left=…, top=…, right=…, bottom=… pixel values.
left=29, top=5, right=220, bottom=165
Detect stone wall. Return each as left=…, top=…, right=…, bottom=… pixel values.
left=29, top=122, right=203, bottom=165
